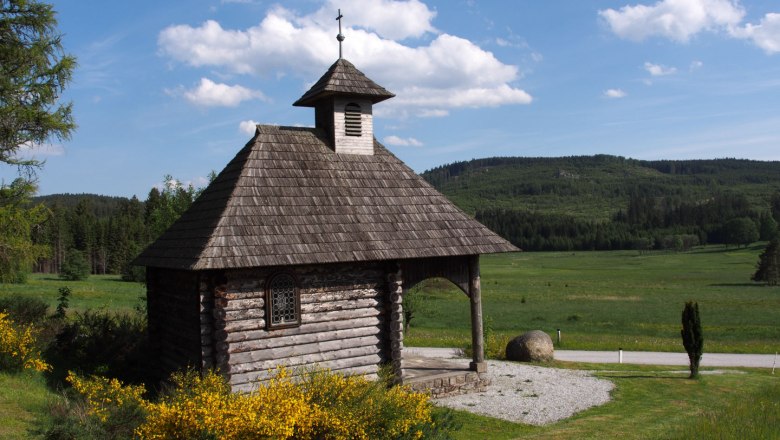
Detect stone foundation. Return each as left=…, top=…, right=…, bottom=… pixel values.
left=406, top=371, right=490, bottom=398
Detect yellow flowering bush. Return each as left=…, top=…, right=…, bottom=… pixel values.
left=66, top=371, right=147, bottom=422
left=301, top=368, right=433, bottom=440
left=136, top=368, right=316, bottom=440
left=65, top=366, right=448, bottom=440
left=0, top=311, right=50, bottom=372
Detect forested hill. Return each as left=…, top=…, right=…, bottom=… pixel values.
left=33, top=193, right=134, bottom=219
left=421, top=155, right=780, bottom=251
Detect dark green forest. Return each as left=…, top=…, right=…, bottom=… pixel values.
left=422, top=155, right=780, bottom=251
left=29, top=177, right=203, bottom=280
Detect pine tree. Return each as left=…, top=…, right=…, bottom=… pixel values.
left=681, top=301, right=703, bottom=379
left=1, top=0, right=76, bottom=170
left=752, top=238, right=780, bottom=286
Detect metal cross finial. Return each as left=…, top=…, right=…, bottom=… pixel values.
left=336, top=9, right=345, bottom=59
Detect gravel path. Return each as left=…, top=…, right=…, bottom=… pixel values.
left=433, top=359, right=614, bottom=426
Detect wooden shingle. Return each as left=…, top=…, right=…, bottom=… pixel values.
left=293, top=59, right=395, bottom=107
left=135, top=125, right=517, bottom=270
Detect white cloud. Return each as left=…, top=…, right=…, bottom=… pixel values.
left=158, top=2, right=531, bottom=117
left=417, top=109, right=449, bottom=117
left=731, top=13, right=780, bottom=54
left=644, top=62, right=677, bottom=76
left=183, top=78, right=265, bottom=107
left=239, top=120, right=259, bottom=134
left=383, top=135, right=423, bottom=146
left=599, top=0, right=745, bottom=42
left=16, top=142, right=65, bottom=158
left=604, top=88, right=627, bottom=98
left=690, top=60, right=704, bottom=70
left=311, top=0, right=437, bottom=40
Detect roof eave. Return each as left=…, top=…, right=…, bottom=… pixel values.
left=292, top=91, right=396, bottom=107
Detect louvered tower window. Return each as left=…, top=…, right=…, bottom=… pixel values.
left=344, top=103, right=362, bottom=136
left=267, top=273, right=299, bottom=328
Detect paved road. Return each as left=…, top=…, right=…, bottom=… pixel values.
left=405, top=347, right=778, bottom=369
left=555, top=350, right=778, bottom=368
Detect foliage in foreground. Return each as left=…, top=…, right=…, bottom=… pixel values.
left=0, top=179, right=51, bottom=283
left=49, top=368, right=456, bottom=440
left=0, top=311, right=50, bottom=372
left=46, top=308, right=151, bottom=385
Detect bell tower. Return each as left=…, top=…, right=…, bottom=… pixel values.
left=292, top=12, right=394, bottom=155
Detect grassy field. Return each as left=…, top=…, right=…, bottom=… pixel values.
left=0, top=274, right=144, bottom=313
left=405, top=244, right=780, bottom=354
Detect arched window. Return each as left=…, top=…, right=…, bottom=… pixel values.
left=344, top=103, right=362, bottom=136
left=267, top=273, right=299, bottom=329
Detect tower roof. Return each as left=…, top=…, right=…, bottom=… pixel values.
left=134, top=125, right=517, bottom=271
left=293, top=58, right=395, bottom=107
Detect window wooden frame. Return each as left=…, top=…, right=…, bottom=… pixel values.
left=266, top=272, right=301, bottom=329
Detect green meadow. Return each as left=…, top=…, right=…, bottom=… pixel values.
left=405, top=244, right=780, bottom=354
left=0, top=274, right=144, bottom=314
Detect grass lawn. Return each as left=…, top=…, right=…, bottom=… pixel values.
left=406, top=245, right=780, bottom=353
left=0, top=372, right=55, bottom=440
left=449, top=364, right=779, bottom=440
left=0, top=274, right=144, bottom=314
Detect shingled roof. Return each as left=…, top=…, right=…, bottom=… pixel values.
left=135, top=125, right=518, bottom=270
left=293, top=58, right=395, bottom=107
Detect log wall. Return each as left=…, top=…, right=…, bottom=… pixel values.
left=147, top=267, right=202, bottom=377
left=208, top=262, right=389, bottom=392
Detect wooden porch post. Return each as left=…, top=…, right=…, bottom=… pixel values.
left=468, top=255, right=487, bottom=373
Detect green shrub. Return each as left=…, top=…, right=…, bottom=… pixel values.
left=0, top=295, right=49, bottom=325
left=60, top=249, right=90, bottom=281
left=46, top=310, right=152, bottom=385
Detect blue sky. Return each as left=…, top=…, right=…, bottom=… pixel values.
left=6, top=0, right=780, bottom=198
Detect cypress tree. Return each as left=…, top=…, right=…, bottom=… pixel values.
left=681, top=301, right=703, bottom=379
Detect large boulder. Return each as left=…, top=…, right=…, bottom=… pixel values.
left=505, top=330, right=554, bottom=362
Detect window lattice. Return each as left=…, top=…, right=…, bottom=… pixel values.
left=269, top=274, right=297, bottom=326
left=344, top=103, right=362, bottom=136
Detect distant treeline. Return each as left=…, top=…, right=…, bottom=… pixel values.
left=31, top=176, right=202, bottom=280
left=423, top=155, right=780, bottom=251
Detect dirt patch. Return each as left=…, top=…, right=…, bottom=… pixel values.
left=565, top=295, right=642, bottom=301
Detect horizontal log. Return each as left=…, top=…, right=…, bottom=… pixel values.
left=228, top=345, right=380, bottom=375
left=301, top=305, right=383, bottom=325
left=226, top=335, right=381, bottom=365
left=222, top=318, right=266, bottom=333
left=229, top=353, right=382, bottom=385
left=222, top=297, right=264, bottom=312
left=223, top=315, right=383, bottom=343
left=301, top=297, right=379, bottom=314
left=221, top=289, right=265, bottom=301
left=217, top=305, right=383, bottom=338
left=222, top=307, right=265, bottom=322
left=299, top=289, right=379, bottom=305
left=224, top=323, right=381, bottom=354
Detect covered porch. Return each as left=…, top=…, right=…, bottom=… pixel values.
left=388, top=255, right=491, bottom=397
